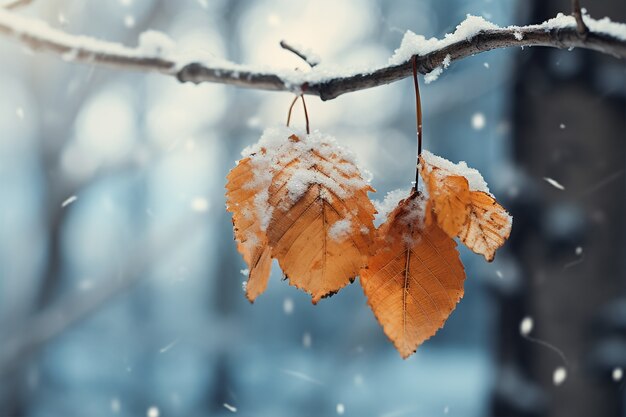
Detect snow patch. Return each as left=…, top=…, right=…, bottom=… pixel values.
left=240, top=126, right=371, bottom=232
left=328, top=219, right=352, bottom=242
left=138, top=30, right=176, bottom=57
left=424, top=66, right=443, bottom=84
left=390, top=15, right=499, bottom=65
left=421, top=150, right=490, bottom=194
left=373, top=188, right=411, bottom=226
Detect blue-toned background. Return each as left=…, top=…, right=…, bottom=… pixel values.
left=1, top=0, right=625, bottom=416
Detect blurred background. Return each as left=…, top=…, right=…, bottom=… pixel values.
left=0, top=0, right=625, bottom=416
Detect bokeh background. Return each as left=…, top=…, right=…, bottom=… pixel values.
left=0, top=0, right=625, bottom=416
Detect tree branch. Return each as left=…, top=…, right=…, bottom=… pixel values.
left=571, top=0, right=589, bottom=36
left=279, top=40, right=320, bottom=67
left=0, top=9, right=624, bottom=101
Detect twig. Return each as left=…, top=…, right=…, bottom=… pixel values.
left=3, top=0, right=32, bottom=10
left=279, top=40, right=320, bottom=68
left=572, top=0, right=589, bottom=37
left=0, top=9, right=625, bottom=100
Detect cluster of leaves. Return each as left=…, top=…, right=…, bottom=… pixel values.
left=226, top=127, right=511, bottom=358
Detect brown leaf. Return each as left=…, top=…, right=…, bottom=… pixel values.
left=360, top=192, right=465, bottom=358
left=225, top=156, right=272, bottom=302
left=419, top=152, right=512, bottom=262
left=458, top=191, right=512, bottom=262
left=420, top=157, right=471, bottom=236
left=266, top=136, right=376, bottom=304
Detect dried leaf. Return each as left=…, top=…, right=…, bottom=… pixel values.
left=419, top=152, right=512, bottom=262
left=420, top=161, right=471, bottom=236
left=360, top=192, right=465, bottom=358
left=267, top=135, right=376, bottom=303
left=458, top=191, right=512, bottom=262
left=226, top=156, right=272, bottom=302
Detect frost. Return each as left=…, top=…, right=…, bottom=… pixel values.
left=328, top=219, right=352, bottom=241
left=421, top=150, right=490, bottom=194
left=520, top=316, right=533, bottom=336
left=553, top=367, right=567, bottom=385
left=543, top=177, right=565, bottom=190
left=514, top=31, right=523, bottom=40
left=138, top=30, right=176, bottom=57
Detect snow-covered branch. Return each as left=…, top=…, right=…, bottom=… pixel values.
left=0, top=9, right=625, bottom=100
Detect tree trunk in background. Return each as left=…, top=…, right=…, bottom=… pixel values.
left=504, top=0, right=626, bottom=416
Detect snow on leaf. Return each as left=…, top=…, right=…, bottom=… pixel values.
left=228, top=127, right=375, bottom=303
left=226, top=157, right=273, bottom=302
left=420, top=159, right=471, bottom=237
left=360, top=191, right=466, bottom=358
left=419, top=152, right=512, bottom=262
left=266, top=133, right=376, bottom=303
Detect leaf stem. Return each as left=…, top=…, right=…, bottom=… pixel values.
left=286, top=95, right=299, bottom=127
left=412, top=56, right=422, bottom=191
left=300, top=95, right=310, bottom=134
left=285, top=95, right=311, bottom=135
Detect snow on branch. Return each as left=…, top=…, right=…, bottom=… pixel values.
left=0, top=8, right=625, bottom=100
